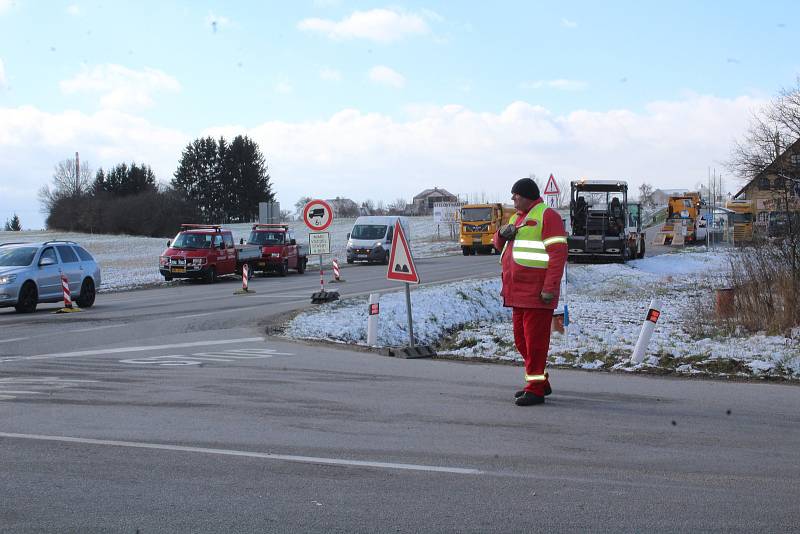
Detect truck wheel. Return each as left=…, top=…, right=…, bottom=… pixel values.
left=346, top=258, right=354, bottom=264
left=164, top=274, right=173, bottom=282
left=15, top=282, right=38, bottom=313
left=205, top=267, right=217, bottom=284
left=279, top=261, right=288, bottom=277
left=76, top=278, right=96, bottom=308
left=382, top=251, right=389, bottom=265
left=297, top=258, right=306, bottom=274
left=462, top=246, right=470, bottom=256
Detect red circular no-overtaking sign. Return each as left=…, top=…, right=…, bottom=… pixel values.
left=302, top=199, right=334, bottom=231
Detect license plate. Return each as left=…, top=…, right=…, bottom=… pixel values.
left=172, top=267, right=186, bottom=273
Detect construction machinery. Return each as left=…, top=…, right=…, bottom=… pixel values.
left=459, top=203, right=515, bottom=255
left=567, top=179, right=645, bottom=263
left=652, top=192, right=707, bottom=246
left=726, top=199, right=756, bottom=244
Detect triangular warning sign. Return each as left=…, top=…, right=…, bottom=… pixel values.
left=543, top=174, right=560, bottom=195
left=387, top=221, right=420, bottom=284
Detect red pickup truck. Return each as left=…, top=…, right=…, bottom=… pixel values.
left=159, top=224, right=261, bottom=282
left=247, top=224, right=307, bottom=276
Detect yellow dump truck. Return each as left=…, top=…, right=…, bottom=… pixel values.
left=459, top=203, right=515, bottom=255
left=726, top=199, right=755, bottom=244
left=653, top=192, right=706, bottom=245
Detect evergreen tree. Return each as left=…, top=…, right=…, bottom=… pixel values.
left=96, top=163, right=157, bottom=197
left=172, top=137, right=221, bottom=222
left=4, top=214, right=22, bottom=231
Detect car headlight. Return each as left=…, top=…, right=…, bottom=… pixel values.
left=270, top=253, right=280, bottom=258
left=159, top=256, right=169, bottom=266
left=192, top=258, right=204, bottom=264
left=374, top=241, right=383, bottom=248
left=0, top=274, right=17, bottom=285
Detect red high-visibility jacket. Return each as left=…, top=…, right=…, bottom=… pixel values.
left=493, top=198, right=568, bottom=310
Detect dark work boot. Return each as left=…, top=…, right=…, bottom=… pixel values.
left=515, top=383, right=552, bottom=398
left=515, top=392, right=545, bottom=406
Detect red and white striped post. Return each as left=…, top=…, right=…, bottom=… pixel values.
left=61, top=274, right=72, bottom=309
left=241, top=263, right=250, bottom=292
left=331, top=257, right=344, bottom=282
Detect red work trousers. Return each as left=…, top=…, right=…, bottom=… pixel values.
left=512, top=307, right=553, bottom=396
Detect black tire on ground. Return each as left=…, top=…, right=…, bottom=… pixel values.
left=164, top=274, right=173, bottom=282
left=14, top=282, right=37, bottom=313
left=382, top=251, right=389, bottom=265
left=346, top=258, right=354, bottom=264
left=297, top=258, right=306, bottom=274
left=462, top=246, right=471, bottom=256
left=205, top=267, right=217, bottom=284
left=279, top=261, right=288, bottom=277
left=76, top=278, right=96, bottom=308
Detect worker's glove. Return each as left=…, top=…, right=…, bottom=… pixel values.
left=540, top=292, right=554, bottom=305
left=499, top=224, right=517, bottom=240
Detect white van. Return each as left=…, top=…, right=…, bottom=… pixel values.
left=346, top=216, right=411, bottom=264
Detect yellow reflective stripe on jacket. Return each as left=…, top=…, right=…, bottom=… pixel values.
left=525, top=373, right=548, bottom=382
left=543, top=236, right=567, bottom=246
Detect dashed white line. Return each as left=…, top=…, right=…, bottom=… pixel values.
left=0, top=337, right=265, bottom=363
left=0, top=432, right=483, bottom=475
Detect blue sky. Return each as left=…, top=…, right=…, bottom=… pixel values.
left=1, top=0, right=798, bottom=229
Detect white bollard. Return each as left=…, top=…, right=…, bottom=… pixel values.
left=366, top=293, right=380, bottom=346
left=631, top=298, right=663, bottom=364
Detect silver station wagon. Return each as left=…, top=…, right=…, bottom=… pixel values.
left=0, top=241, right=101, bottom=313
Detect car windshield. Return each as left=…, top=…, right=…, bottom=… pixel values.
left=0, top=246, right=37, bottom=266
left=733, top=213, right=753, bottom=223
left=461, top=208, right=492, bottom=222
left=248, top=231, right=284, bottom=245
left=171, top=232, right=212, bottom=249
left=351, top=224, right=387, bottom=240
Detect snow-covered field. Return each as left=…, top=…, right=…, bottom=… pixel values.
left=0, top=217, right=459, bottom=291
left=284, top=248, right=800, bottom=382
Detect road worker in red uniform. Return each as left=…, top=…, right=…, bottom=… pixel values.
left=493, top=178, right=568, bottom=406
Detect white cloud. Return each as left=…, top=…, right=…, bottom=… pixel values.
left=59, top=64, right=181, bottom=111
left=0, top=58, right=6, bottom=88
left=0, top=93, right=764, bottom=229
left=369, top=65, right=405, bottom=88
left=297, top=8, right=429, bottom=42
left=320, top=67, right=342, bottom=82
left=561, top=18, right=577, bottom=28
left=67, top=4, right=81, bottom=16
left=0, top=0, right=13, bottom=15
left=521, top=79, right=587, bottom=91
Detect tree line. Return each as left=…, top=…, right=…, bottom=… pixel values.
left=40, top=135, right=274, bottom=237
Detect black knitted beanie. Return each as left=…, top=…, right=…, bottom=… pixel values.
left=511, top=178, right=540, bottom=200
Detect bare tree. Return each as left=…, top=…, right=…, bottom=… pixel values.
left=638, top=182, right=656, bottom=210
left=38, top=156, right=93, bottom=213
left=728, top=78, right=800, bottom=183
left=555, top=176, right=569, bottom=208
left=387, top=197, right=407, bottom=214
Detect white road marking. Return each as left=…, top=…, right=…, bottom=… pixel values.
left=0, top=432, right=483, bottom=475
left=119, top=348, right=289, bottom=366
left=0, top=390, right=44, bottom=395
left=0, top=337, right=265, bottom=363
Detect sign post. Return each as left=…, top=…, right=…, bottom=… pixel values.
left=386, top=221, right=432, bottom=357
left=303, top=199, right=338, bottom=303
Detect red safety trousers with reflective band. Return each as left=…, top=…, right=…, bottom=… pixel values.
left=512, top=307, right=553, bottom=395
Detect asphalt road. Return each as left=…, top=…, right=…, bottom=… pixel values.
left=1, top=255, right=798, bottom=532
